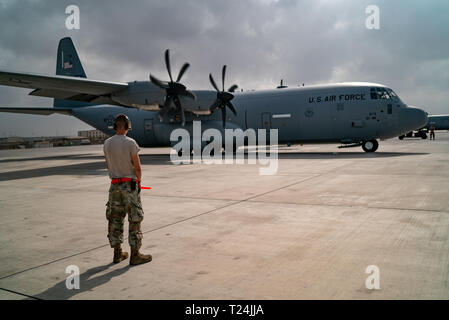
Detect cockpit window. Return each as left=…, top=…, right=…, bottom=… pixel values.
left=386, top=88, right=400, bottom=102
left=370, top=87, right=394, bottom=100
left=379, top=88, right=390, bottom=99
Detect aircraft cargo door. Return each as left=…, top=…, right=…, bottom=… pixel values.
left=299, top=105, right=332, bottom=141
left=331, top=103, right=347, bottom=140
left=262, top=112, right=271, bottom=129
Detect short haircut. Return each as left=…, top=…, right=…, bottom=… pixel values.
left=114, top=114, right=130, bottom=130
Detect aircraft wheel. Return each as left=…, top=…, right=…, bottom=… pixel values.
left=398, top=135, right=405, bottom=140
left=421, top=133, right=428, bottom=139
left=362, top=140, right=379, bottom=153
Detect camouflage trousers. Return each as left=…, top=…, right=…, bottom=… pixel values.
left=106, top=181, right=144, bottom=250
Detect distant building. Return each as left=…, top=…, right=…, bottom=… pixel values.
left=0, top=137, right=26, bottom=150
left=78, top=129, right=109, bottom=144
left=0, top=135, right=99, bottom=150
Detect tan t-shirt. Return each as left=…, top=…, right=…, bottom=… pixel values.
left=104, top=135, right=140, bottom=179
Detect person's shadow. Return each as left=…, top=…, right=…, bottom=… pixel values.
left=32, top=262, right=131, bottom=300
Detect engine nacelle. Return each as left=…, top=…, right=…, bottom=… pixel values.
left=111, top=81, right=217, bottom=115
left=111, top=81, right=165, bottom=110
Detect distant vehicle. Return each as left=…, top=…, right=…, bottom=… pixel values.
left=398, top=130, right=428, bottom=140
left=0, top=37, right=428, bottom=153
left=399, top=114, right=449, bottom=140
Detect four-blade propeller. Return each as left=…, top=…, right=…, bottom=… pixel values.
left=209, top=65, right=238, bottom=128
left=150, top=49, right=195, bottom=126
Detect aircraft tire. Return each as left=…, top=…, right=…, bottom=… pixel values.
left=398, top=135, right=405, bottom=140
left=362, top=140, right=379, bottom=153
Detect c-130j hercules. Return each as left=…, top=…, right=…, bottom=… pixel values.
left=0, top=37, right=427, bottom=153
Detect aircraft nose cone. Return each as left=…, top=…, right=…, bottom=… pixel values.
left=400, top=106, right=428, bottom=133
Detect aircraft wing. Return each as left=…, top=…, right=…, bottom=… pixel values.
left=0, top=70, right=128, bottom=105
left=0, top=107, right=73, bottom=115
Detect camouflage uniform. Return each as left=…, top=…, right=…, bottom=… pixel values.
left=105, top=181, right=143, bottom=250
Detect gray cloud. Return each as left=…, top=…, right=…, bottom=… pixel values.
left=0, top=0, right=448, bottom=136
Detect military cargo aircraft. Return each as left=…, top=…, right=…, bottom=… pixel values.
left=0, top=37, right=428, bottom=153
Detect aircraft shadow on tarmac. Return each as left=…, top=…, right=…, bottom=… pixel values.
left=0, top=154, right=170, bottom=181
left=274, top=151, right=429, bottom=160
left=0, top=151, right=429, bottom=181
left=30, top=263, right=131, bottom=300
left=0, top=154, right=98, bottom=163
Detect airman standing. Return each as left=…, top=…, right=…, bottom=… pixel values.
left=103, top=114, right=152, bottom=265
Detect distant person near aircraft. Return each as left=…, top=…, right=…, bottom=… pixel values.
left=429, top=124, right=435, bottom=140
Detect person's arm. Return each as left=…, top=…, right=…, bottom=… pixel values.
left=103, top=143, right=109, bottom=170
left=131, top=152, right=142, bottom=182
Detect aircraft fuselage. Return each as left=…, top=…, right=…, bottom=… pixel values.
left=70, top=82, right=427, bottom=149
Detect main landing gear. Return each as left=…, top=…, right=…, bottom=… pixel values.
left=361, top=139, right=379, bottom=153
left=338, top=139, right=379, bottom=153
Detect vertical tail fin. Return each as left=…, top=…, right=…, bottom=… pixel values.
left=54, top=37, right=91, bottom=108
left=56, top=37, right=86, bottom=78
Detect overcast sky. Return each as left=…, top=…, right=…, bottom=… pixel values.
left=0, top=0, right=448, bottom=137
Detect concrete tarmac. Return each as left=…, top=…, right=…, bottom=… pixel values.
left=0, top=133, right=448, bottom=300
